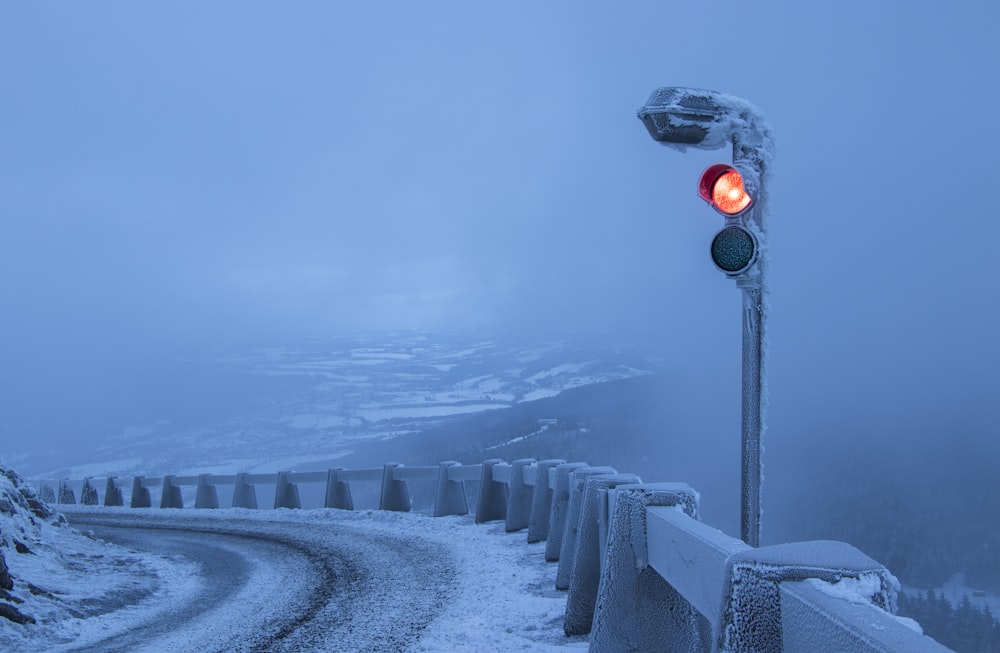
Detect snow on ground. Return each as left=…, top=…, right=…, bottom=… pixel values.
left=524, top=362, right=594, bottom=384
left=0, top=466, right=199, bottom=651
left=4, top=499, right=591, bottom=652
left=522, top=388, right=562, bottom=401
left=354, top=403, right=508, bottom=421
left=17, top=334, right=659, bottom=482
left=3, top=523, right=201, bottom=651
left=309, top=509, right=592, bottom=652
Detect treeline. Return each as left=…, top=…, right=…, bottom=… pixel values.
left=898, top=592, right=1000, bottom=652
left=769, top=426, right=1000, bottom=593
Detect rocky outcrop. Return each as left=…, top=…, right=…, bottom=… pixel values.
left=0, top=467, right=53, bottom=522
left=0, top=464, right=54, bottom=626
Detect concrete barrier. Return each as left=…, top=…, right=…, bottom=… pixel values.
left=160, top=475, right=183, bottom=509
left=103, top=477, right=124, bottom=507
left=555, top=466, right=617, bottom=590
left=130, top=476, right=152, bottom=508
left=563, top=473, right=641, bottom=636
left=274, top=471, right=302, bottom=509
left=195, top=474, right=220, bottom=509
left=475, top=458, right=508, bottom=523
left=232, top=472, right=258, bottom=509
left=589, top=483, right=704, bottom=652
left=504, top=458, right=536, bottom=532
left=324, top=468, right=354, bottom=510
left=433, top=461, right=468, bottom=517
left=58, top=480, right=76, bottom=505
left=81, top=478, right=99, bottom=506
left=544, top=462, right=589, bottom=562
left=589, top=489, right=950, bottom=653
left=379, top=463, right=410, bottom=512
left=43, top=461, right=954, bottom=653
left=526, top=459, right=565, bottom=543
left=38, top=482, right=56, bottom=504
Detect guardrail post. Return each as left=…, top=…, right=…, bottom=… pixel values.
left=526, top=458, right=565, bottom=543
left=38, top=482, right=56, bottom=504
left=232, top=473, right=258, bottom=509
left=589, top=483, right=702, bottom=653
left=545, top=463, right=588, bottom=561
left=274, top=471, right=302, bottom=509
left=475, top=458, right=508, bottom=523
left=81, top=478, right=99, bottom=505
left=505, top=458, right=536, bottom=532
left=433, top=461, right=468, bottom=517
left=195, top=474, right=220, bottom=509
left=104, top=477, right=124, bottom=506
left=324, top=468, right=354, bottom=510
left=718, top=541, right=897, bottom=652
left=57, top=480, right=76, bottom=505
left=379, top=463, right=410, bottom=512
left=160, top=475, right=183, bottom=509
left=555, top=466, right=616, bottom=590
left=130, top=476, right=151, bottom=508
left=563, top=473, right=641, bottom=636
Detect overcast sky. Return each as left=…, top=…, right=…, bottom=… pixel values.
left=2, top=2, right=998, bottom=464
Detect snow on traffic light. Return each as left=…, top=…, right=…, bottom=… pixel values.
left=698, top=164, right=754, bottom=216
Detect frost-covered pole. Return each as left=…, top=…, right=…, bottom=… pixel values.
left=638, top=87, right=773, bottom=547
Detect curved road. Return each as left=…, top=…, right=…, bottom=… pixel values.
left=63, top=510, right=455, bottom=653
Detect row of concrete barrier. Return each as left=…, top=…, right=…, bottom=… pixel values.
left=39, top=461, right=951, bottom=652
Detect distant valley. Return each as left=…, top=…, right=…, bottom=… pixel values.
left=16, top=331, right=657, bottom=480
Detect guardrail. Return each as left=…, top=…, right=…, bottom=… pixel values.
left=37, top=461, right=952, bottom=652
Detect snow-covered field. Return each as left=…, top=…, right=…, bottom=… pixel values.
left=3, top=502, right=592, bottom=652
left=14, top=332, right=654, bottom=482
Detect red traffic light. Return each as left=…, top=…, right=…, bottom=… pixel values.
left=699, top=164, right=753, bottom=216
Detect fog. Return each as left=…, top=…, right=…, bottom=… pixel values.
left=2, top=1, right=999, bottom=543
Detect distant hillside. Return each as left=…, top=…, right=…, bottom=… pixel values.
left=338, top=373, right=678, bottom=477
left=342, top=371, right=1000, bottom=599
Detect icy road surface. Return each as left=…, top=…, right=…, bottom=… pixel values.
left=50, top=507, right=589, bottom=652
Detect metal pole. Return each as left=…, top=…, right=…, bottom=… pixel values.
left=739, top=284, right=764, bottom=547
left=734, top=138, right=767, bottom=548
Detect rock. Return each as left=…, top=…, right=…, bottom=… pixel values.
left=0, top=549, right=11, bottom=591
left=0, top=600, right=36, bottom=625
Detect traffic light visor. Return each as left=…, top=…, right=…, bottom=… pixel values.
left=699, top=164, right=753, bottom=216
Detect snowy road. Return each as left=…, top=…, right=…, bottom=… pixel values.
left=48, top=507, right=588, bottom=653
left=64, top=511, right=453, bottom=652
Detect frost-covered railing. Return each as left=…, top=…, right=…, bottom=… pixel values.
left=38, top=462, right=952, bottom=652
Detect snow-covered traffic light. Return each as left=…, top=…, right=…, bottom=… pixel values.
left=699, top=164, right=758, bottom=276
left=639, top=86, right=772, bottom=547
left=699, top=164, right=753, bottom=216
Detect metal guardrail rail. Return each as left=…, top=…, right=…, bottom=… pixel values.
left=39, top=461, right=952, bottom=652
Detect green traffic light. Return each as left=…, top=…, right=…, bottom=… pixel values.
left=711, top=226, right=757, bottom=274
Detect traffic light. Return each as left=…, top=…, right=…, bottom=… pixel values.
left=699, top=164, right=753, bottom=215
left=698, top=164, right=758, bottom=276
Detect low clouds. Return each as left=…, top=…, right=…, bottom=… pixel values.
left=1, top=2, right=998, bottom=465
